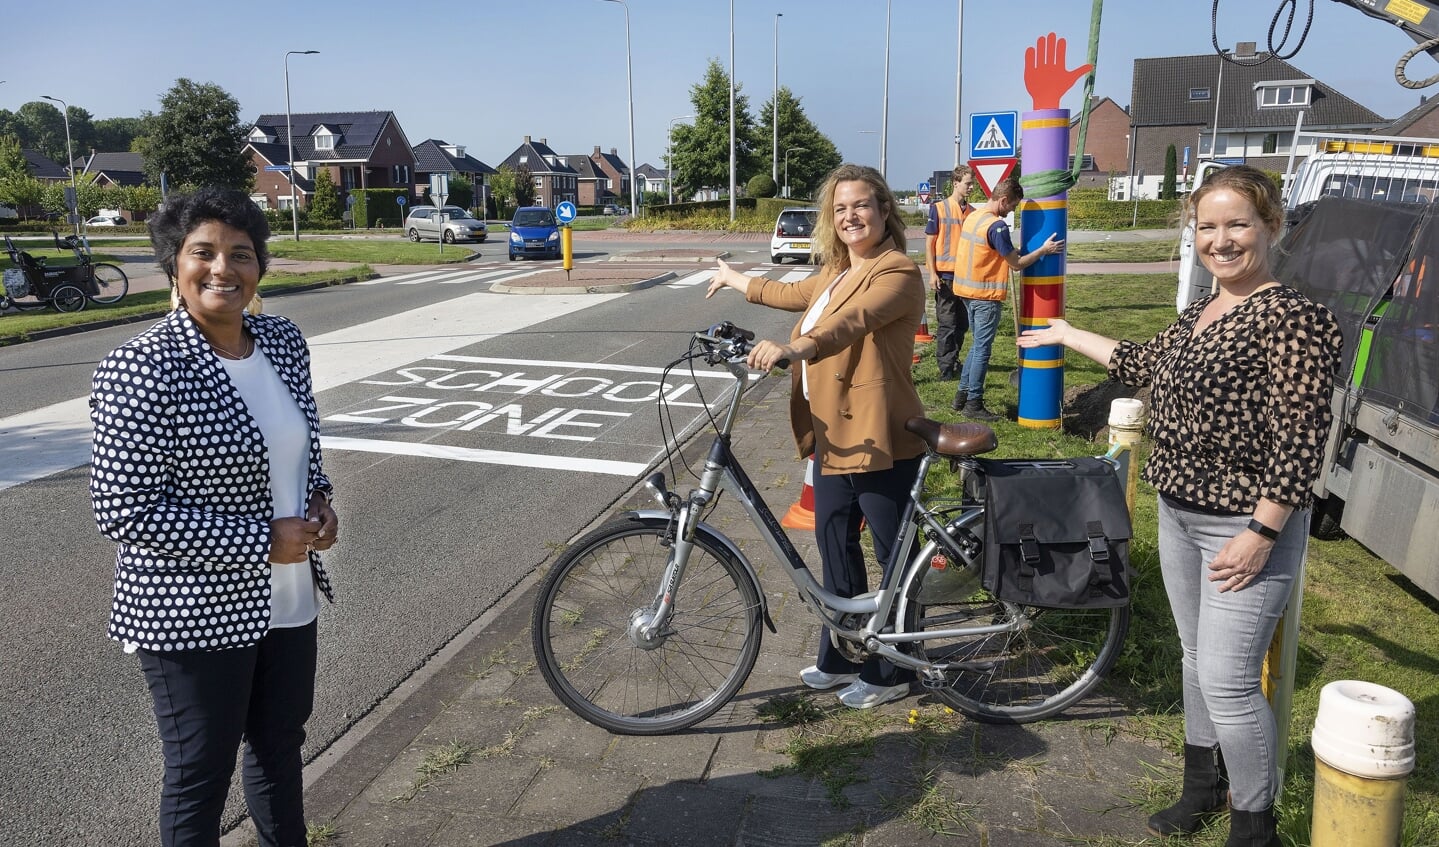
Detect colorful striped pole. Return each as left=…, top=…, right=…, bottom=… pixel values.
left=1016, top=108, right=1070, bottom=429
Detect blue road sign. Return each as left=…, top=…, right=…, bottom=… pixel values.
left=556, top=201, right=578, bottom=224
left=918, top=181, right=931, bottom=193
left=396, top=195, right=407, bottom=206
left=263, top=165, right=291, bottom=173
left=969, top=111, right=1018, bottom=160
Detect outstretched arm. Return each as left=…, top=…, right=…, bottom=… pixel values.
left=1017, top=318, right=1117, bottom=367
left=1024, top=32, right=1094, bottom=110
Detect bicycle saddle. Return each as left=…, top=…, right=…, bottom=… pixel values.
left=905, top=417, right=998, bottom=457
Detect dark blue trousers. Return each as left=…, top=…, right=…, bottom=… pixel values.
left=811, top=455, right=921, bottom=686
left=138, top=620, right=317, bottom=847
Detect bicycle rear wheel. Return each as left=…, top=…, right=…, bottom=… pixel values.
left=902, top=520, right=1129, bottom=724
left=532, top=516, right=763, bottom=735
left=88, top=264, right=129, bottom=304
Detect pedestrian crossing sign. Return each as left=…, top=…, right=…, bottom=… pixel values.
left=969, top=111, right=1017, bottom=160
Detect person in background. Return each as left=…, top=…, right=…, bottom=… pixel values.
left=1017, top=165, right=1341, bottom=847
left=706, top=163, right=924, bottom=710
left=90, top=187, right=339, bottom=847
left=925, top=165, right=975, bottom=388
left=950, top=176, right=1064, bottom=421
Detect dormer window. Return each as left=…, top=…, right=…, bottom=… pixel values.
left=1255, top=80, right=1312, bottom=108
left=312, top=125, right=340, bottom=151
left=248, top=127, right=276, bottom=143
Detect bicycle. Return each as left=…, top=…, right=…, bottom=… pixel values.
left=531, top=322, right=1131, bottom=735
left=1, top=232, right=129, bottom=312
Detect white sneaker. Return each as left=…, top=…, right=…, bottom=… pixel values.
left=837, top=679, right=910, bottom=709
left=799, top=665, right=859, bottom=690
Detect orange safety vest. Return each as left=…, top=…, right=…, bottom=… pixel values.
left=951, top=210, right=1010, bottom=301
left=930, top=197, right=970, bottom=274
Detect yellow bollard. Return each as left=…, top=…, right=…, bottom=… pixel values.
left=1106, top=398, right=1146, bottom=515
left=1310, top=680, right=1415, bottom=847
left=561, top=225, right=573, bottom=272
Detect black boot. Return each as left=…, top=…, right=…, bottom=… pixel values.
left=1225, top=806, right=1280, bottom=847
left=950, top=390, right=968, bottom=412
left=1146, top=744, right=1228, bottom=837
left=961, top=399, right=1001, bottom=422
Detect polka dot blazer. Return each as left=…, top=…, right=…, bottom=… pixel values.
left=89, top=309, right=335, bottom=652
left=1108, top=285, right=1342, bottom=514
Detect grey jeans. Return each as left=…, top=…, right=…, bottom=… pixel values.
left=1157, top=496, right=1309, bottom=811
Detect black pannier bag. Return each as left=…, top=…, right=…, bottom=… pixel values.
left=971, top=457, right=1133, bottom=609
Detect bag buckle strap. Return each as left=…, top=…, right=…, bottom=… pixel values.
left=1086, top=521, right=1110, bottom=564
left=1018, top=524, right=1041, bottom=566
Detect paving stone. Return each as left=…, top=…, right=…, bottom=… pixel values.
left=735, top=794, right=866, bottom=846
left=602, top=731, right=720, bottom=783
left=513, top=765, right=643, bottom=830
left=625, top=782, right=748, bottom=846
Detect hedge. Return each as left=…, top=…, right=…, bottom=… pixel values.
left=349, top=189, right=408, bottom=229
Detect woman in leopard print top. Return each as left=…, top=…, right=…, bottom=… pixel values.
left=1019, top=165, right=1341, bottom=847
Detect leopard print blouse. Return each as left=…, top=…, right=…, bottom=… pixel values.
left=1108, top=285, right=1342, bottom=513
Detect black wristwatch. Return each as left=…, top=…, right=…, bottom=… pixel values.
left=1247, top=518, right=1280, bottom=541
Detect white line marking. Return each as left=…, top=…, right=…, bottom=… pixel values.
left=780, top=270, right=812, bottom=283
left=321, top=436, right=648, bottom=476
left=429, top=354, right=750, bottom=379
left=665, top=270, right=715, bottom=288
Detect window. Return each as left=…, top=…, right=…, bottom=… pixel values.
left=314, top=131, right=336, bottom=151
left=1189, top=87, right=1211, bottom=101
left=1199, top=134, right=1227, bottom=156
left=1068, top=154, right=1096, bottom=170
left=1262, top=133, right=1278, bottom=155
left=391, top=165, right=410, bottom=184
left=1256, top=83, right=1311, bottom=108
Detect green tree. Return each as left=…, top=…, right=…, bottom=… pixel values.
left=746, top=173, right=777, bottom=198
left=1162, top=144, right=1178, bottom=201
left=14, top=101, right=69, bottom=163
left=0, top=134, right=27, bottom=181
left=669, top=59, right=761, bottom=197
left=447, top=174, right=474, bottom=210
left=144, top=79, right=251, bottom=190
left=490, top=165, right=517, bottom=214
left=119, top=184, right=163, bottom=217
left=0, top=176, right=46, bottom=215
left=758, top=86, right=842, bottom=199
left=93, top=115, right=153, bottom=154
left=512, top=164, right=536, bottom=208
left=309, top=167, right=342, bottom=220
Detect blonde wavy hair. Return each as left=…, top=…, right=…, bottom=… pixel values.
left=811, top=163, right=907, bottom=269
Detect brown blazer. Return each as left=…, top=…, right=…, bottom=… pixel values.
left=746, top=243, right=927, bottom=475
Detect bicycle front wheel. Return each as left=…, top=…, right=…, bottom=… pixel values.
left=902, top=522, right=1129, bottom=723
left=88, top=264, right=129, bottom=304
left=531, top=516, right=764, bottom=735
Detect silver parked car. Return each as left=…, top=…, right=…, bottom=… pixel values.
left=405, top=205, right=488, bottom=243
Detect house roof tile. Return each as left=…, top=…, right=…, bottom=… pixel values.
left=22, top=149, right=67, bottom=181
left=499, top=138, right=579, bottom=175
left=1131, top=53, right=1383, bottom=130
left=249, top=111, right=410, bottom=164
left=412, top=139, right=498, bottom=176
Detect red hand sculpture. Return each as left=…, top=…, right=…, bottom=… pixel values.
left=1024, top=32, right=1094, bottom=110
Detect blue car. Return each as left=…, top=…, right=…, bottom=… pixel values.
left=508, top=207, right=561, bottom=261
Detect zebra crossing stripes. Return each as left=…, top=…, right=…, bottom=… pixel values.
left=358, top=267, right=540, bottom=288
left=665, top=269, right=716, bottom=288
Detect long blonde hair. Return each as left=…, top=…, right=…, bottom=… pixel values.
left=811, top=163, right=907, bottom=269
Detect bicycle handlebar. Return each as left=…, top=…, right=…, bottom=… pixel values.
left=693, top=321, right=791, bottom=371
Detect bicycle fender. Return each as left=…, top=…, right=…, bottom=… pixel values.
left=621, top=510, right=776, bottom=633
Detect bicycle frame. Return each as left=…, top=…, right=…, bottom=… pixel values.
left=643, top=349, right=1010, bottom=681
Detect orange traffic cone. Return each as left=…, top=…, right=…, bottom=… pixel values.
left=781, top=455, right=818, bottom=530
left=915, top=312, right=934, bottom=343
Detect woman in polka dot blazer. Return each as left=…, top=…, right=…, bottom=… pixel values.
left=1018, top=165, right=1341, bottom=847
left=89, top=187, right=339, bottom=847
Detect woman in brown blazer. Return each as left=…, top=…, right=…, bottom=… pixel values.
left=706, top=163, right=926, bottom=709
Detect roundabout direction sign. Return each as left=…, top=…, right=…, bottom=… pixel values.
left=556, top=201, right=578, bottom=225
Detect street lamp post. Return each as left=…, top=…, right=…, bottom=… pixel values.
left=954, top=1, right=964, bottom=167
left=783, top=147, right=805, bottom=199
left=41, top=95, right=77, bottom=238
left=667, top=114, right=694, bottom=205
left=729, top=0, right=736, bottom=221
left=603, top=0, right=638, bottom=219
left=284, top=50, right=320, bottom=242
left=880, top=0, right=891, bottom=179
left=773, top=12, right=782, bottom=185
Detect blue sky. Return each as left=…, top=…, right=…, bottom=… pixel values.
left=2, top=0, right=1429, bottom=191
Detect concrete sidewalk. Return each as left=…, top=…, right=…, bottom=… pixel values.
left=224, top=375, right=1173, bottom=847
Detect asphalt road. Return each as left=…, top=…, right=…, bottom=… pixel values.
left=0, top=243, right=799, bottom=845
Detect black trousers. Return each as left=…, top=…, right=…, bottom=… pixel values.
left=933, top=277, right=969, bottom=378
left=138, top=620, right=318, bottom=847
left=811, top=455, right=922, bottom=686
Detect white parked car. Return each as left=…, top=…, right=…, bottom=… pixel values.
left=86, top=215, right=127, bottom=227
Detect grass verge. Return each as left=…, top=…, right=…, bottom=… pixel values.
left=266, top=240, right=474, bottom=264
left=1066, top=238, right=1180, bottom=263
left=0, top=266, right=375, bottom=345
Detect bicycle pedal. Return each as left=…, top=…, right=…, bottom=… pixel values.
left=919, top=670, right=950, bottom=690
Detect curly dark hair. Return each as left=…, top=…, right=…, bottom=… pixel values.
left=148, top=187, right=271, bottom=280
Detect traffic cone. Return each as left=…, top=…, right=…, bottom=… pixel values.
left=915, top=312, right=934, bottom=343
left=781, top=455, right=818, bottom=530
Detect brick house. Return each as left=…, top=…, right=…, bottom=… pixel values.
left=244, top=110, right=417, bottom=211
left=411, top=139, right=497, bottom=213
left=498, top=136, right=578, bottom=208
left=1068, top=97, right=1131, bottom=189
left=1124, top=48, right=1383, bottom=198
left=566, top=153, right=607, bottom=206
left=1380, top=95, right=1439, bottom=138
left=633, top=163, right=670, bottom=200
left=590, top=146, right=630, bottom=205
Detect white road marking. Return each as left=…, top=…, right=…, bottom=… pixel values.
left=320, top=436, right=647, bottom=476
left=780, top=269, right=813, bottom=283
left=0, top=291, right=625, bottom=491
left=665, top=270, right=715, bottom=288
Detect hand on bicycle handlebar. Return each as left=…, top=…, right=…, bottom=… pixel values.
left=747, top=338, right=807, bottom=372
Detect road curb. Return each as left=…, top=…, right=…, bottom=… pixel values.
left=489, top=270, right=676, bottom=295
left=605, top=251, right=730, bottom=263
